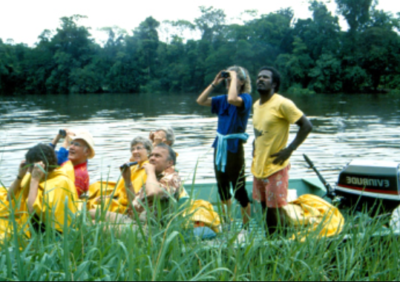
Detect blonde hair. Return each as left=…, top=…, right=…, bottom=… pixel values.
left=227, top=65, right=252, bottom=93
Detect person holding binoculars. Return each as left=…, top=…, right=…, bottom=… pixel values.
left=87, top=136, right=152, bottom=214
left=0, top=144, right=78, bottom=237
left=50, top=129, right=95, bottom=198
left=196, top=66, right=252, bottom=229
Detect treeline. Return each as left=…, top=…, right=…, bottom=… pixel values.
left=1, top=0, right=400, bottom=95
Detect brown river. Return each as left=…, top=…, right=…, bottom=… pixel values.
left=1, top=92, right=400, bottom=188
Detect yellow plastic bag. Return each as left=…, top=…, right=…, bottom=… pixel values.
left=183, top=200, right=221, bottom=233
left=283, top=194, right=345, bottom=241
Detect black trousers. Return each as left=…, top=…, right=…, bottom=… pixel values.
left=214, top=143, right=250, bottom=208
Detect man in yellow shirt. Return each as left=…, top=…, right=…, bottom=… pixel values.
left=252, top=67, right=313, bottom=235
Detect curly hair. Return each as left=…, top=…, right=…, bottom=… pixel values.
left=259, top=66, right=281, bottom=93
left=25, top=144, right=58, bottom=172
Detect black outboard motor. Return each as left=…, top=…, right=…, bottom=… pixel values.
left=335, top=160, right=400, bottom=214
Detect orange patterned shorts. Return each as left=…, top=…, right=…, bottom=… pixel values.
left=253, top=165, right=291, bottom=208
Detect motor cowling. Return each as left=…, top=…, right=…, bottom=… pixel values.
left=335, top=160, right=400, bottom=212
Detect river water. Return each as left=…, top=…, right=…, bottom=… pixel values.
left=1, top=92, right=400, bottom=188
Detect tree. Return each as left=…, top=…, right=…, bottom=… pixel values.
left=276, top=37, right=314, bottom=90
left=194, top=6, right=226, bottom=42
left=335, top=0, right=375, bottom=33
left=358, top=26, right=400, bottom=91
left=309, top=54, right=343, bottom=93
left=133, top=17, right=160, bottom=89
left=293, top=1, right=341, bottom=60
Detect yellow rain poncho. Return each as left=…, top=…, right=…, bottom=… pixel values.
left=0, top=168, right=79, bottom=239
left=183, top=200, right=222, bottom=233
left=283, top=194, right=345, bottom=241
left=87, top=161, right=148, bottom=213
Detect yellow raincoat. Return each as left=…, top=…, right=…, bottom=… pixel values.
left=0, top=168, right=79, bottom=239
left=87, top=161, right=148, bottom=213
left=283, top=194, right=345, bottom=241
left=183, top=200, right=222, bottom=233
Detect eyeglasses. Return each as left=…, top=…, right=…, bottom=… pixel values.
left=70, top=141, right=82, bottom=147
left=131, top=146, right=145, bottom=152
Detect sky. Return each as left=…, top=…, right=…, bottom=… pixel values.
left=1, top=0, right=400, bottom=46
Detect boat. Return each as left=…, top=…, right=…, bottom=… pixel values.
left=180, top=155, right=400, bottom=244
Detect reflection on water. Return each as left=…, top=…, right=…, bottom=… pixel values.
left=1, top=93, right=400, bottom=188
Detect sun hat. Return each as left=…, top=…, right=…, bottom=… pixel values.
left=72, top=130, right=95, bottom=159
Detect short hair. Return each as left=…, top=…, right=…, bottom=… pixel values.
left=227, top=65, right=252, bottom=93
left=130, top=136, right=153, bottom=154
left=259, top=66, right=281, bottom=93
left=155, top=143, right=176, bottom=165
left=155, top=128, right=175, bottom=146
left=25, top=143, right=58, bottom=172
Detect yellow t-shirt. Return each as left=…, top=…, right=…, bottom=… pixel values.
left=251, top=94, right=304, bottom=179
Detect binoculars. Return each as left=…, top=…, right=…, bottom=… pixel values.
left=59, top=129, right=66, bottom=138
left=221, top=71, right=230, bottom=78
left=120, top=162, right=138, bottom=170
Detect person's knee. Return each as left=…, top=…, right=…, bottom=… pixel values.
left=235, top=192, right=250, bottom=208
left=89, top=209, right=97, bottom=219
left=218, top=188, right=232, bottom=202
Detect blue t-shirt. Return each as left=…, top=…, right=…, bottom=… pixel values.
left=211, top=93, right=252, bottom=153
left=49, top=144, right=69, bottom=166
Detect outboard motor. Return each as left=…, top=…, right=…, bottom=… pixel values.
left=336, top=160, right=400, bottom=213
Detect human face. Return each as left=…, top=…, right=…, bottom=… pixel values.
left=130, top=143, right=149, bottom=163
left=256, top=70, right=275, bottom=93
left=149, top=147, right=172, bottom=174
left=68, top=139, right=90, bottom=165
left=155, top=130, right=171, bottom=146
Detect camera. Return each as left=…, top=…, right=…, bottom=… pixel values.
left=120, top=161, right=138, bottom=170
left=221, top=71, right=230, bottom=78
left=59, top=129, right=66, bottom=138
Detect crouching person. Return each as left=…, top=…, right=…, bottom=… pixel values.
left=90, top=143, right=182, bottom=232
left=0, top=144, right=78, bottom=238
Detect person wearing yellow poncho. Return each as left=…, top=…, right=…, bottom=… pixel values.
left=87, top=136, right=152, bottom=214
left=0, top=144, right=79, bottom=239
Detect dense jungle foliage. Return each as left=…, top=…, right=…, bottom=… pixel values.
left=1, top=0, right=400, bottom=95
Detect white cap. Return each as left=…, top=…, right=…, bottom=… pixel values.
left=72, top=130, right=95, bottom=159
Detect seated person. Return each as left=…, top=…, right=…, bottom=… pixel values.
left=0, top=144, right=78, bottom=237
left=87, top=137, right=152, bottom=214
left=148, top=127, right=188, bottom=199
left=50, top=129, right=95, bottom=198
left=90, top=143, right=182, bottom=227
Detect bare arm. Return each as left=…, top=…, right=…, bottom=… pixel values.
left=61, top=129, right=75, bottom=149
left=8, top=160, right=28, bottom=201
left=290, top=115, right=313, bottom=150
left=196, top=85, right=213, bottom=107
left=120, top=165, right=137, bottom=211
left=143, top=163, right=164, bottom=198
left=51, top=134, right=62, bottom=147
left=271, top=115, right=313, bottom=165
left=197, top=71, right=224, bottom=107
left=227, top=70, right=244, bottom=107
left=27, top=179, right=40, bottom=214
left=27, top=162, right=45, bottom=214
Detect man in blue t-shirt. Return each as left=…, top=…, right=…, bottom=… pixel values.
left=196, top=65, right=253, bottom=230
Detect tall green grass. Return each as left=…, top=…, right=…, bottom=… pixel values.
left=1, top=153, right=399, bottom=281
left=0, top=195, right=399, bottom=281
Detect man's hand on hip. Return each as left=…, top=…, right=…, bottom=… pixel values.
left=271, top=148, right=293, bottom=165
